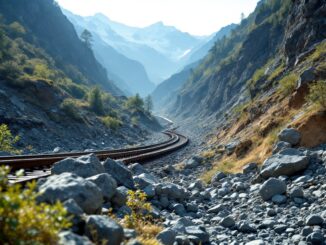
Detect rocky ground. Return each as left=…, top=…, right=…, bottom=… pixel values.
left=34, top=127, right=326, bottom=245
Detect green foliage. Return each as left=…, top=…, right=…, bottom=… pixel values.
left=9, top=21, right=26, bottom=35
left=125, top=94, right=144, bottom=112
left=0, top=166, right=71, bottom=244
left=306, top=81, right=326, bottom=111
left=88, top=87, right=104, bottom=115
left=278, top=73, right=298, bottom=96
left=101, top=116, right=122, bottom=130
left=0, top=124, right=20, bottom=154
left=131, top=116, right=139, bottom=126
left=60, top=99, right=83, bottom=122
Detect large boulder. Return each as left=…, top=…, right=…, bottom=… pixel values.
left=156, top=183, right=188, bottom=200
left=52, top=154, right=105, bottom=178
left=112, top=186, right=129, bottom=208
left=37, top=173, right=103, bottom=214
left=260, top=148, right=309, bottom=178
left=133, top=173, right=158, bottom=189
left=259, top=178, right=287, bottom=201
left=278, top=128, right=301, bottom=146
left=85, top=215, right=124, bottom=245
left=103, top=158, right=135, bottom=189
left=87, top=173, right=117, bottom=201
left=156, top=228, right=177, bottom=245
left=185, top=226, right=210, bottom=243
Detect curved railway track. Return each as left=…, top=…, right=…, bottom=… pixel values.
left=0, top=130, right=188, bottom=184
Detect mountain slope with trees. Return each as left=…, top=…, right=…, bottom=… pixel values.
left=0, top=0, right=161, bottom=152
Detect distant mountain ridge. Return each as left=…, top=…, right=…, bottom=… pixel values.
left=62, top=10, right=212, bottom=84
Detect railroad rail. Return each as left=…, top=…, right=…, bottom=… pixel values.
left=1, top=130, right=188, bottom=184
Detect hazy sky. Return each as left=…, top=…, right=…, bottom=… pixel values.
left=56, top=0, right=259, bottom=36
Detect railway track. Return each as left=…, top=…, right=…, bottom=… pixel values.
left=0, top=130, right=188, bottom=184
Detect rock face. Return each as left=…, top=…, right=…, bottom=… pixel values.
left=37, top=173, right=103, bottom=214
left=278, top=128, right=301, bottom=146
left=52, top=154, right=105, bottom=178
left=87, top=173, right=117, bottom=201
left=103, top=158, right=135, bottom=189
left=259, top=178, right=287, bottom=201
left=85, top=216, right=124, bottom=245
left=260, top=148, right=309, bottom=178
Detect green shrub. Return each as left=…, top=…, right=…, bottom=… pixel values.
left=0, top=124, right=20, bottom=154
left=0, top=166, right=71, bottom=244
left=60, top=99, right=83, bottom=122
left=125, top=94, right=144, bottom=112
left=131, top=116, right=139, bottom=126
left=278, top=73, right=298, bottom=96
left=88, top=87, right=104, bottom=115
left=101, top=116, right=122, bottom=130
left=122, top=190, right=162, bottom=245
left=306, top=81, right=326, bottom=111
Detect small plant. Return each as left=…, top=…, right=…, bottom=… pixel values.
left=131, top=116, right=139, bottom=126
left=0, top=124, right=20, bottom=154
left=88, top=87, right=104, bottom=116
left=306, top=81, right=326, bottom=111
left=201, top=150, right=215, bottom=159
left=122, top=190, right=162, bottom=245
left=60, top=99, right=83, bottom=122
left=101, top=116, right=122, bottom=130
left=278, top=73, right=298, bottom=96
left=125, top=94, right=144, bottom=112
left=0, top=166, right=71, bottom=244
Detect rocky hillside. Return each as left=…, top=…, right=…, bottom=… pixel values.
left=168, top=0, right=325, bottom=123
left=0, top=0, right=161, bottom=153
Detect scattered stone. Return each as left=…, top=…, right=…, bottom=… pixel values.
left=112, top=186, right=128, bottom=208
left=103, top=158, right=135, bottom=189
left=52, top=154, right=105, bottom=178
left=156, top=228, right=176, bottom=245
left=87, top=173, right=117, bottom=201
left=260, top=148, right=309, bottom=178
left=185, top=226, right=209, bottom=243
left=243, top=163, right=258, bottom=174
left=289, top=186, right=304, bottom=198
left=85, top=216, right=123, bottom=245
left=58, top=231, right=93, bottom=245
left=306, top=231, right=324, bottom=244
left=272, top=194, right=287, bottom=204
left=273, top=141, right=291, bottom=154
left=259, top=178, right=287, bottom=201
left=306, top=215, right=324, bottom=226
left=245, top=240, right=265, bottom=245
left=211, top=172, right=227, bottom=183
left=128, top=163, right=148, bottom=175
left=220, top=216, right=235, bottom=228
left=278, top=128, right=301, bottom=145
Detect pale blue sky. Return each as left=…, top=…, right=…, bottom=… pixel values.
left=56, top=0, right=259, bottom=36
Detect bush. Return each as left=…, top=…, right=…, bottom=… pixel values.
left=278, top=73, right=298, bottom=96
left=88, top=87, right=104, bottom=115
left=0, top=124, right=20, bottom=154
left=122, top=190, right=162, bottom=245
left=101, top=116, right=122, bottom=130
left=125, top=94, right=144, bottom=112
left=60, top=99, right=83, bottom=122
left=0, top=166, right=71, bottom=244
left=306, top=81, right=326, bottom=111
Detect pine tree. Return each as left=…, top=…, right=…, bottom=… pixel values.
left=89, top=87, right=104, bottom=115
left=144, top=95, right=153, bottom=113
left=80, top=29, right=93, bottom=48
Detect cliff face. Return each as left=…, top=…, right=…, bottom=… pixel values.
left=167, top=0, right=325, bottom=124
left=0, top=0, right=120, bottom=94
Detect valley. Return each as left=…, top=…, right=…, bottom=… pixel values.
left=0, top=0, right=326, bottom=245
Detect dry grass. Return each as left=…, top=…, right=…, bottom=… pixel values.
left=201, top=150, right=216, bottom=159
left=136, top=223, right=163, bottom=245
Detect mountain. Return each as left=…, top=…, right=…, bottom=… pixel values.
left=182, top=24, right=237, bottom=65
left=151, top=62, right=199, bottom=111
left=151, top=24, right=237, bottom=111
left=0, top=0, right=121, bottom=95
left=63, top=12, right=210, bottom=84
left=0, top=0, right=161, bottom=152
left=62, top=10, right=155, bottom=96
